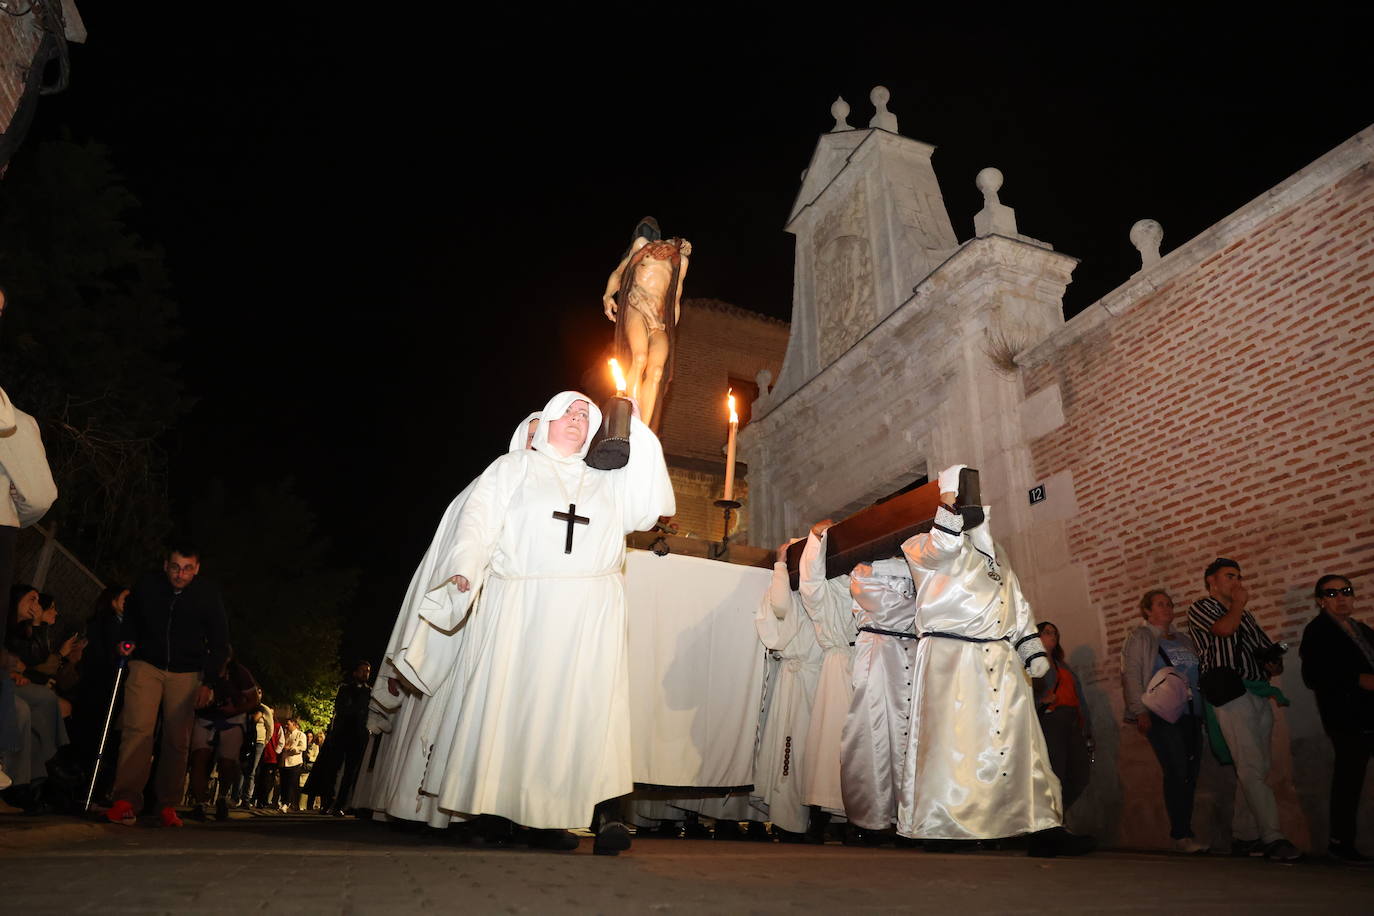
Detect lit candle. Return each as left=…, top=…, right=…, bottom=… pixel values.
left=608, top=358, right=627, bottom=398
left=723, top=389, right=738, bottom=501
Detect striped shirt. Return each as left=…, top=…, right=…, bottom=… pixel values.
left=1188, top=596, right=1276, bottom=682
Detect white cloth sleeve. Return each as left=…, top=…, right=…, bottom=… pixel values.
left=2, top=413, right=57, bottom=527
left=419, top=453, right=525, bottom=629
left=615, top=414, right=676, bottom=532
left=756, top=562, right=803, bottom=650
left=901, top=507, right=965, bottom=574
left=1008, top=569, right=1050, bottom=678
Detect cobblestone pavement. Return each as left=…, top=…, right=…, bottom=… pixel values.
left=4, top=813, right=1373, bottom=914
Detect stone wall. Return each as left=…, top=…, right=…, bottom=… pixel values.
left=1019, top=126, right=1374, bottom=849
left=745, top=91, right=1373, bottom=852
left=657, top=299, right=788, bottom=542
left=0, top=9, right=47, bottom=135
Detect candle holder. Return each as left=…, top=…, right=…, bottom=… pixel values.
left=710, top=498, right=742, bottom=559
left=585, top=395, right=633, bottom=470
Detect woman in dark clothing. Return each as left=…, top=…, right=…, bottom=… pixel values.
left=305, top=660, right=372, bottom=815
left=1300, top=574, right=1374, bottom=866
left=1033, top=621, right=1094, bottom=813
left=71, top=585, right=130, bottom=804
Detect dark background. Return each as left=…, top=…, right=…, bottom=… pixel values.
left=13, top=6, right=1374, bottom=663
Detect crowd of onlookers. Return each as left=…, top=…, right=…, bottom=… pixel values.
left=1028, top=558, right=1372, bottom=865
left=5, top=548, right=1372, bottom=868
left=1, top=551, right=373, bottom=825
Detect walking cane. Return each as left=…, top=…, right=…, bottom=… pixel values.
left=84, top=650, right=129, bottom=812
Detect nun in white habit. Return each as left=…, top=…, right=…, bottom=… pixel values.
left=421, top=391, right=675, bottom=852
left=359, top=412, right=540, bottom=825
left=896, top=465, right=1062, bottom=844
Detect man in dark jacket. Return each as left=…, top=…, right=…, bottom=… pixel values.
left=105, top=545, right=230, bottom=827
left=1300, top=574, right=1374, bottom=865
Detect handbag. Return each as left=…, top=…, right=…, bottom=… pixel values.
left=1141, top=646, right=1192, bottom=723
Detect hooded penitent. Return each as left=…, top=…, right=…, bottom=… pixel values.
left=897, top=504, right=1062, bottom=840
left=840, top=557, right=919, bottom=830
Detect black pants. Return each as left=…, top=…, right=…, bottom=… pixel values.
left=1144, top=712, right=1203, bottom=839
left=0, top=524, right=16, bottom=646
left=256, top=761, right=279, bottom=806
left=1039, top=706, right=1091, bottom=812
left=1328, top=729, right=1374, bottom=845
left=280, top=764, right=302, bottom=810
left=334, top=743, right=364, bottom=811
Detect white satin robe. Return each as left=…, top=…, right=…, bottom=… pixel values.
left=752, top=560, right=824, bottom=834
left=798, top=530, right=857, bottom=814
left=897, top=506, right=1061, bottom=840
left=421, top=395, right=675, bottom=830
left=840, top=559, right=919, bottom=830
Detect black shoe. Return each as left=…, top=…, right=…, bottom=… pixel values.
left=639, top=821, right=682, bottom=839
left=1231, top=838, right=1266, bottom=857
left=1027, top=827, right=1096, bottom=858
left=1328, top=841, right=1373, bottom=866
left=682, top=819, right=711, bottom=839
left=1264, top=838, right=1301, bottom=863
left=189, top=803, right=209, bottom=822
left=594, top=821, right=632, bottom=856
left=713, top=819, right=744, bottom=840
left=775, top=828, right=807, bottom=844
left=215, top=798, right=230, bottom=821
left=745, top=821, right=773, bottom=842
left=528, top=828, right=580, bottom=852
left=474, top=815, right=516, bottom=848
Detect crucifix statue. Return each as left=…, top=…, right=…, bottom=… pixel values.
left=552, top=503, right=590, bottom=554
left=602, top=216, right=691, bottom=429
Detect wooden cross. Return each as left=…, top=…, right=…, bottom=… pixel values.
left=552, top=503, right=590, bottom=554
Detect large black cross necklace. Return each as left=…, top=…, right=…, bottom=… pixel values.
left=552, top=504, right=590, bottom=554
left=551, top=464, right=590, bottom=554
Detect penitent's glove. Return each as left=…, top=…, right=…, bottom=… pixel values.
left=937, top=464, right=967, bottom=497
left=1015, top=633, right=1051, bottom=678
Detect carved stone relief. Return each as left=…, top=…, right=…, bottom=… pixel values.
left=813, top=187, right=874, bottom=367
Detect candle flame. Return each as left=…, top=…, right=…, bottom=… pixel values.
left=608, top=358, right=627, bottom=395
left=727, top=388, right=738, bottom=424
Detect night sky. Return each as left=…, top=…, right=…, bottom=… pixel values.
left=16, top=7, right=1373, bottom=659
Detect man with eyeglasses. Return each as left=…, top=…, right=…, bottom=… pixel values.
left=1300, top=575, right=1374, bottom=865
left=104, top=544, right=230, bottom=827
left=1187, top=558, right=1300, bottom=862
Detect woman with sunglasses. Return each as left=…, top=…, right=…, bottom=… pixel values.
left=1299, top=575, right=1374, bottom=865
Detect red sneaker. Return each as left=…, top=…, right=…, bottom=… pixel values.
left=160, top=806, right=184, bottom=828
left=106, top=800, right=137, bottom=826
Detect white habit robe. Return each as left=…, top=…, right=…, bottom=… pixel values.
left=361, top=413, right=541, bottom=825
left=422, top=391, right=675, bottom=830
left=752, top=560, right=824, bottom=834
left=840, top=558, right=918, bottom=830
left=797, top=530, right=857, bottom=814
left=897, top=506, right=1061, bottom=840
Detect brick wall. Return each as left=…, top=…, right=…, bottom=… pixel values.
left=1021, top=129, right=1374, bottom=848
left=1024, top=155, right=1373, bottom=667
left=657, top=299, right=788, bottom=541
left=0, top=10, right=45, bottom=136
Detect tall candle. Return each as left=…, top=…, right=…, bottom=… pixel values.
left=723, top=390, right=738, bottom=501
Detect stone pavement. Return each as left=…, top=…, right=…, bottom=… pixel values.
left=3, top=813, right=1372, bottom=914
